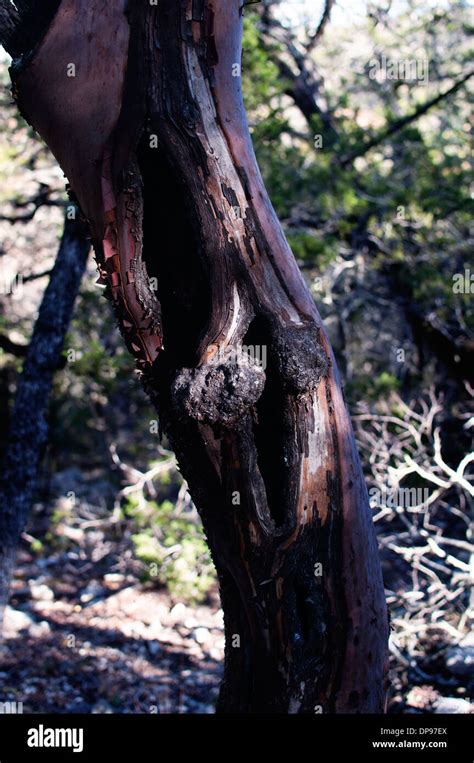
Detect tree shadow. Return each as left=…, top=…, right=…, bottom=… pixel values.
left=0, top=612, right=222, bottom=714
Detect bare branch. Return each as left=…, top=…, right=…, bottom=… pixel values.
left=0, top=0, right=61, bottom=58
left=0, top=333, right=27, bottom=357
left=306, top=0, right=335, bottom=52
left=259, top=11, right=338, bottom=138
left=0, top=0, right=21, bottom=57
left=341, top=69, right=474, bottom=167
left=0, top=186, right=66, bottom=222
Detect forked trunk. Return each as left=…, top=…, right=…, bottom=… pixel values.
left=6, top=0, right=388, bottom=712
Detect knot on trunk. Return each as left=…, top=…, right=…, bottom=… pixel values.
left=274, top=325, right=329, bottom=395
left=171, top=350, right=266, bottom=427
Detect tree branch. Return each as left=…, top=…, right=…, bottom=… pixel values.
left=340, top=69, right=474, bottom=167
left=0, top=185, right=66, bottom=223
left=22, top=267, right=53, bottom=283
left=306, top=0, right=335, bottom=53
left=0, top=0, right=21, bottom=57
left=260, top=14, right=338, bottom=139
left=0, top=333, right=27, bottom=358
left=0, top=0, right=61, bottom=58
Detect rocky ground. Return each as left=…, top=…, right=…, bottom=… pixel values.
left=1, top=536, right=473, bottom=715
left=1, top=547, right=224, bottom=714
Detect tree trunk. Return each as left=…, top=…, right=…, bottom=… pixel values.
left=3, top=0, right=389, bottom=712
left=0, top=211, right=89, bottom=624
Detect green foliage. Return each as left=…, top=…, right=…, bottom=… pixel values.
left=373, top=372, right=401, bottom=396
left=287, top=231, right=339, bottom=267
left=239, top=2, right=473, bottom=356
left=242, top=13, right=282, bottom=113
left=124, top=497, right=216, bottom=604
left=347, top=371, right=401, bottom=402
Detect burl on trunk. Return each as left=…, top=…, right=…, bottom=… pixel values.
left=8, top=0, right=388, bottom=712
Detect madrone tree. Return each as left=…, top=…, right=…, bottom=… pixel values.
left=0, top=0, right=389, bottom=713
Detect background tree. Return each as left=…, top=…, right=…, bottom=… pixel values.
left=0, top=210, right=89, bottom=622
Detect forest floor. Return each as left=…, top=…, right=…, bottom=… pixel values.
left=0, top=383, right=472, bottom=716
left=1, top=546, right=224, bottom=714
left=2, top=528, right=473, bottom=715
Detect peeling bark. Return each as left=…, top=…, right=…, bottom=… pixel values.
left=5, top=0, right=389, bottom=712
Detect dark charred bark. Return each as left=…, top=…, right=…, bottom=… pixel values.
left=3, top=0, right=388, bottom=712
left=0, top=211, right=89, bottom=623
